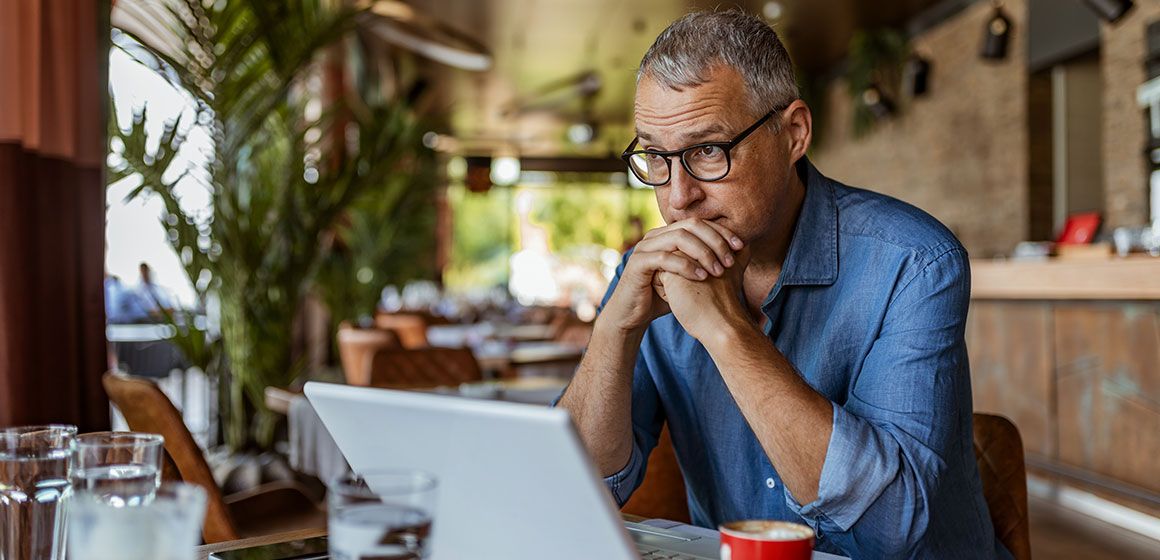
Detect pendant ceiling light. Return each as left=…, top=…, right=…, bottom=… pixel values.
left=364, top=0, right=492, bottom=71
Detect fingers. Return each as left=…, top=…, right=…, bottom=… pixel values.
left=636, top=219, right=743, bottom=277
left=699, top=220, right=745, bottom=253
left=624, top=247, right=710, bottom=284
left=653, top=275, right=668, bottom=302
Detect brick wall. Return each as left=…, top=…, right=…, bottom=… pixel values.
left=810, top=0, right=1160, bottom=253
left=1101, top=0, right=1160, bottom=229
left=810, top=0, right=1029, bottom=258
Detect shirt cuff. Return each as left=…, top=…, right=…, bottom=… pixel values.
left=603, top=442, right=644, bottom=506
left=784, top=402, right=898, bottom=531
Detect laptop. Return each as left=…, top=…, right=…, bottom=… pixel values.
left=304, top=381, right=720, bottom=560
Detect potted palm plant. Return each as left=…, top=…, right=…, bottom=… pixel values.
left=109, top=0, right=424, bottom=451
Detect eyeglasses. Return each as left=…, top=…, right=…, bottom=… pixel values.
left=621, top=105, right=785, bottom=187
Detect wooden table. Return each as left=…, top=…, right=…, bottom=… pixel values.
left=474, top=340, right=584, bottom=376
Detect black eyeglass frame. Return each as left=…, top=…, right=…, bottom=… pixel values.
left=620, top=104, right=787, bottom=186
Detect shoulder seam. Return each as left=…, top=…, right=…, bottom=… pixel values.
left=890, top=244, right=967, bottom=307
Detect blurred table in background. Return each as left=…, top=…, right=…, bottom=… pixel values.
left=106, top=323, right=188, bottom=378
left=275, top=377, right=570, bottom=484
left=474, top=340, right=583, bottom=379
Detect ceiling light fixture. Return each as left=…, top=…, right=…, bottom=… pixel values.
left=1083, top=0, right=1134, bottom=23
left=567, top=123, right=596, bottom=145
left=364, top=0, right=492, bottom=71
left=763, top=2, right=784, bottom=21
left=490, top=156, right=521, bottom=186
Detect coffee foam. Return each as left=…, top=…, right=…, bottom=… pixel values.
left=721, top=520, right=813, bottom=541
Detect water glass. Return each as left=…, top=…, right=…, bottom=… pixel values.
left=71, top=432, right=163, bottom=507
left=328, top=470, right=438, bottom=560
left=68, top=482, right=206, bottom=560
left=0, top=424, right=77, bottom=560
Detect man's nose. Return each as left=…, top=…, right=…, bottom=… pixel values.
left=666, top=159, right=706, bottom=211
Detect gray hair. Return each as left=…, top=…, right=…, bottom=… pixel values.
left=637, top=10, right=799, bottom=119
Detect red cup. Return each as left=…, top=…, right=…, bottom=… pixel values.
left=719, top=520, right=814, bottom=560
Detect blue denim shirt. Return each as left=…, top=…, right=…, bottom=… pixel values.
left=598, top=159, right=1010, bottom=559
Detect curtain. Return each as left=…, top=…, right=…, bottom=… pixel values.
left=0, top=0, right=110, bottom=431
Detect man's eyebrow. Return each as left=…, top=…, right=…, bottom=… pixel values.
left=636, top=123, right=731, bottom=148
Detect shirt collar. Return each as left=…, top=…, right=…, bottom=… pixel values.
left=777, top=157, right=838, bottom=287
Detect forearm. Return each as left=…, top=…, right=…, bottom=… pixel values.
left=705, top=319, right=833, bottom=503
left=557, top=314, right=645, bottom=476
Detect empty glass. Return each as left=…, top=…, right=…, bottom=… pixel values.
left=328, top=470, right=438, bottom=560
left=0, top=424, right=77, bottom=560
left=70, top=432, right=163, bottom=507
left=68, top=482, right=206, bottom=560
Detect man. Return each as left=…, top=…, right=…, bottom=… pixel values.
left=133, top=262, right=174, bottom=320
left=557, top=10, right=1009, bottom=559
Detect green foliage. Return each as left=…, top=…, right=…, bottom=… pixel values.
left=444, top=182, right=663, bottom=293
left=529, top=185, right=660, bottom=251
left=444, top=185, right=513, bottom=290
left=846, top=29, right=909, bottom=137
left=110, top=0, right=422, bottom=451
left=314, top=147, right=439, bottom=325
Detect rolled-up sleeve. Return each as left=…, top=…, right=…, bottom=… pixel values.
left=602, top=350, right=664, bottom=505
left=604, top=434, right=646, bottom=505
left=785, top=246, right=973, bottom=556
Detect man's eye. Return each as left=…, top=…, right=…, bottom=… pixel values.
left=698, top=145, right=723, bottom=158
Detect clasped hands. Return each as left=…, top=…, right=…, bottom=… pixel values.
left=605, top=218, right=753, bottom=343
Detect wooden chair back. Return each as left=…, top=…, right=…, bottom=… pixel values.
left=101, top=371, right=239, bottom=543
left=373, top=313, right=429, bottom=349
left=621, top=425, right=690, bottom=523
left=973, top=413, right=1031, bottom=560
left=367, top=346, right=483, bottom=388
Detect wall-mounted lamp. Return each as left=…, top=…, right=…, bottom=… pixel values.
left=904, top=55, right=932, bottom=97
left=980, top=5, right=1012, bottom=61
left=861, top=84, right=896, bottom=119
left=1083, top=0, right=1134, bottom=23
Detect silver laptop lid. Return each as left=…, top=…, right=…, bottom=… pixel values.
left=304, top=382, right=637, bottom=560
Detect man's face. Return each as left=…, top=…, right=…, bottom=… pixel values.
left=633, top=66, right=795, bottom=244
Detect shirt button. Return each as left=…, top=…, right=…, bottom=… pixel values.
left=765, top=477, right=776, bottom=489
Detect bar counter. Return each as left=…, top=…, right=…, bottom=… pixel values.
left=966, top=256, right=1160, bottom=517
left=971, top=256, right=1160, bottom=300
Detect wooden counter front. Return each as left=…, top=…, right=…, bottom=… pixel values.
left=965, top=261, right=1160, bottom=516
left=970, top=256, right=1160, bottom=300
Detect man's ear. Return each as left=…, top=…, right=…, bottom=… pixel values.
left=782, top=99, right=812, bottom=164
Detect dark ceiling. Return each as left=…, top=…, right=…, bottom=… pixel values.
left=408, top=0, right=947, bottom=157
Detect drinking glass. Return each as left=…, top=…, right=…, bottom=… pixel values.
left=0, top=424, right=77, bottom=560
left=70, top=432, right=163, bottom=507
left=328, top=470, right=438, bottom=560
left=68, top=482, right=206, bottom=560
